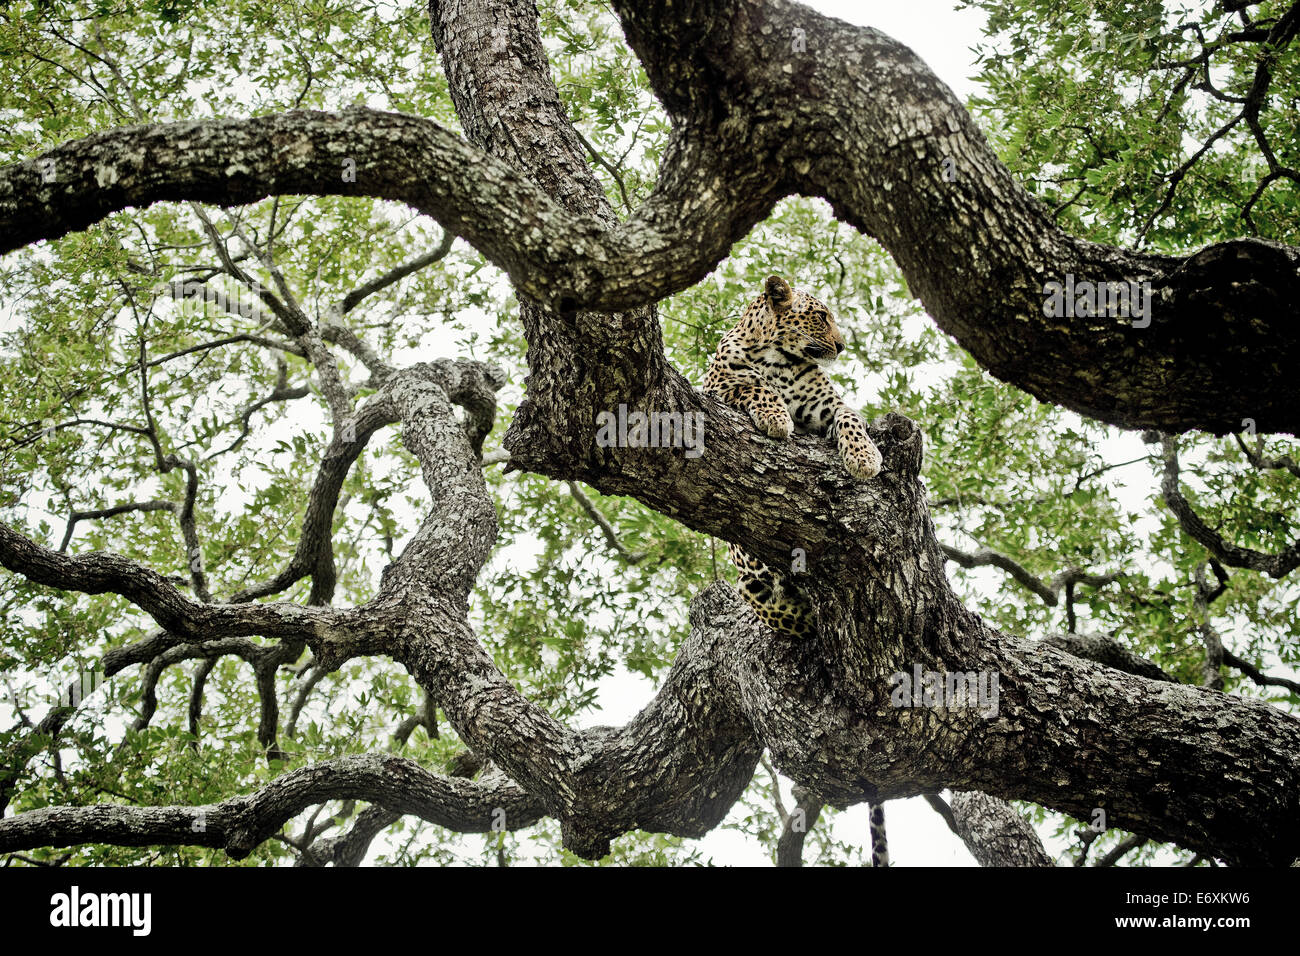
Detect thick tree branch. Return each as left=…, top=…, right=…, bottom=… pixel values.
left=774, top=786, right=823, bottom=868
left=0, top=522, right=346, bottom=642
left=1041, top=632, right=1175, bottom=683
left=948, top=791, right=1055, bottom=867
left=0, top=754, right=544, bottom=858
left=415, top=0, right=1300, bottom=866
left=229, top=358, right=501, bottom=604
left=5, top=0, right=1300, bottom=870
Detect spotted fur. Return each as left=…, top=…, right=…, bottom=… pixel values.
left=703, top=275, right=881, bottom=638
left=869, top=802, right=890, bottom=867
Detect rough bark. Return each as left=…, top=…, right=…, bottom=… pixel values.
left=0, top=754, right=544, bottom=858
left=1042, top=632, right=1176, bottom=683
left=611, top=0, right=1300, bottom=436
left=774, top=788, right=823, bottom=867
left=949, top=791, right=1055, bottom=868
left=415, top=0, right=1300, bottom=865
left=1161, top=436, right=1300, bottom=577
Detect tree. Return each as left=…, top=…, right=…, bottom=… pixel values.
left=0, top=0, right=1296, bottom=867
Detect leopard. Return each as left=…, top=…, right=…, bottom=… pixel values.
left=702, top=273, right=889, bottom=866
left=702, top=273, right=882, bottom=635
left=703, top=275, right=882, bottom=489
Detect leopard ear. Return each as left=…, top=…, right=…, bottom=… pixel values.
left=765, top=275, right=793, bottom=314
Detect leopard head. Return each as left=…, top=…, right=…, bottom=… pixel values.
left=762, top=275, right=846, bottom=364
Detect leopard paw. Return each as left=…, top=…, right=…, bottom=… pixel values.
left=753, top=408, right=794, bottom=440
left=841, top=439, right=882, bottom=480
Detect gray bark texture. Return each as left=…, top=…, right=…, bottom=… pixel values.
left=949, top=791, right=1056, bottom=868
left=0, top=0, right=1298, bottom=866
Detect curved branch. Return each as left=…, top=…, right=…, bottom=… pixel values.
left=0, top=522, right=347, bottom=642
left=0, top=107, right=731, bottom=320
left=1160, top=436, right=1300, bottom=578
left=1094, top=834, right=1148, bottom=867
left=948, top=791, right=1055, bottom=867
left=58, top=499, right=175, bottom=553
left=1222, top=648, right=1300, bottom=696
left=415, top=1, right=1300, bottom=868
left=1041, top=632, right=1175, bottom=683
left=205, top=357, right=311, bottom=460
left=144, top=332, right=306, bottom=368
left=391, top=585, right=763, bottom=860
left=338, top=229, right=455, bottom=314
left=320, top=323, right=390, bottom=381
left=941, top=544, right=1120, bottom=606
left=7, top=0, right=1300, bottom=870
left=1234, top=432, right=1300, bottom=479
left=301, top=805, right=402, bottom=866
left=567, top=482, right=649, bottom=564
left=0, top=754, right=545, bottom=858
left=609, top=0, right=1300, bottom=435
left=229, top=357, right=502, bottom=604
left=4, top=5, right=1299, bottom=433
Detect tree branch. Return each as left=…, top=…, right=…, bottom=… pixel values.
left=774, top=786, right=822, bottom=867
left=1160, top=435, right=1300, bottom=578
left=567, top=482, right=649, bottom=563
left=1094, top=834, right=1148, bottom=867
left=948, top=791, right=1055, bottom=867
left=58, top=499, right=175, bottom=553
left=0, top=522, right=363, bottom=648
left=4, top=8, right=1299, bottom=433
left=338, top=229, right=455, bottom=314
left=1222, top=648, right=1300, bottom=696
left=941, top=543, right=1120, bottom=608
left=0, top=754, right=544, bottom=858
left=1041, top=632, right=1175, bottom=683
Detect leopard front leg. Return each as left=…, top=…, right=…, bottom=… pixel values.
left=785, top=366, right=881, bottom=480
left=750, top=388, right=795, bottom=440
left=706, top=368, right=794, bottom=439
left=831, top=403, right=882, bottom=480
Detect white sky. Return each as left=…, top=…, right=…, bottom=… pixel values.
left=809, top=0, right=990, bottom=101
